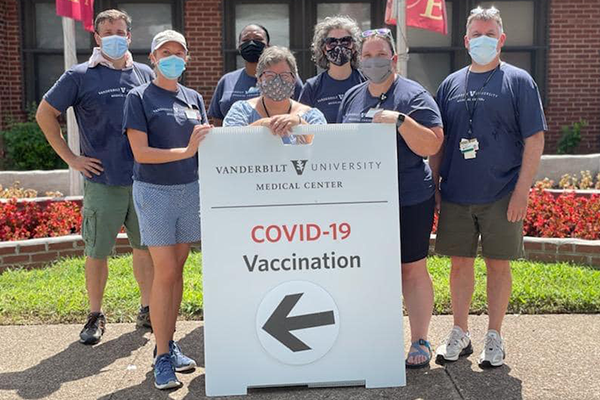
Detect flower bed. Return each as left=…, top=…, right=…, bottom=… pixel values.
left=431, top=188, right=599, bottom=240
left=0, top=198, right=81, bottom=241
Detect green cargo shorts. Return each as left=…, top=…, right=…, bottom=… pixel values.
left=435, top=193, right=524, bottom=260
left=82, top=180, right=146, bottom=259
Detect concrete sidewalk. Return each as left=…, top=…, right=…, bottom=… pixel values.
left=0, top=315, right=598, bottom=400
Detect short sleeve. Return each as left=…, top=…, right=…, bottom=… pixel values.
left=293, top=77, right=304, bottom=100
left=43, top=68, right=81, bottom=113
left=406, top=91, right=443, bottom=129
left=123, top=90, right=148, bottom=134
left=435, top=81, right=449, bottom=129
left=207, top=77, right=226, bottom=119
left=222, top=101, right=252, bottom=127
left=516, top=75, right=547, bottom=139
left=301, top=108, right=327, bottom=125
left=298, top=82, right=314, bottom=107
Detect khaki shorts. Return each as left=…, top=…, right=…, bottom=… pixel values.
left=435, top=193, right=524, bottom=260
left=82, top=180, right=146, bottom=259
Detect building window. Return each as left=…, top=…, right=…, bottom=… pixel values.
left=407, top=0, right=548, bottom=96
left=223, top=0, right=547, bottom=97
left=223, top=0, right=386, bottom=80
left=22, top=0, right=183, bottom=104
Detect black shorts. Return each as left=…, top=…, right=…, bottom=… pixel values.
left=400, top=195, right=435, bottom=263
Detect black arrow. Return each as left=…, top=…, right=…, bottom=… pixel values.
left=262, top=293, right=336, bottom=352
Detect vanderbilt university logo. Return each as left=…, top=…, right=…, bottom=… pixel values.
left=291, top=160, right=308, bottom=176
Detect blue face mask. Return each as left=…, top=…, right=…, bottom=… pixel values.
left=157, top=55, right=186, bottom=80
left=101, top=35, right=129, bottom=60
left=468, top=36, right=499, bottom=66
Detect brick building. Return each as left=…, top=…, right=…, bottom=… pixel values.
left=0, top=0, right=598, bottom=153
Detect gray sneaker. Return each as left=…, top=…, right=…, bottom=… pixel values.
left=435, top=326, right=473, bottom=364
left=136, top=305, right=152, bottom=329
left=79, top=312, right=106, bottom=345
left=478, top=330, right=506, bottom=368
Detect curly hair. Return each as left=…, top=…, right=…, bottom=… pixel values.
left=310, top=15, right=361, bottom=70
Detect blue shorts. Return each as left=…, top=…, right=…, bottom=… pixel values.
left=132, top=180, right=201, bottom=247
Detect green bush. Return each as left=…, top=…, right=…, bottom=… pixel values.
left=557, top=119, right=588, bottom=154
left=1, top=105, right=67, bottom=171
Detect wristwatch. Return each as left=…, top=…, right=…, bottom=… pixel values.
left=396, top=113, right=405, bottom=129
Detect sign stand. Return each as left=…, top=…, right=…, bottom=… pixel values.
left=199, top=124, right=405, bottom=396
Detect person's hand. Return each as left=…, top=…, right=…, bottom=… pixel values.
left=507, top=189, right=529, bottom=222
left=186, top=124, right=212, bottom=157
left=69, top=156, right=103, bottom=178
left=372, top=110, right=400, bottom=124
left=269, top=114, right=300, bottom=137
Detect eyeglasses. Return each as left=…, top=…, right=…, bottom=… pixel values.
left=361, top=28, right=393, bottom=40
left=260, top=71, right=295, bottom=83
left=323, top=36, right=354, bottom=49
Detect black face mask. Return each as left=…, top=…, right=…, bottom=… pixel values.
left=325, top=45, right=352, bottom=67
left=239, top=40, right=266, bottom=63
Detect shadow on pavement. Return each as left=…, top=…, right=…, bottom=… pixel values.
left=105, top=325, right=458, bottom=400
left=0, top=329, right=149, bottom=399
left=101, top=325, right=205, bottom=400
left=444, top=358, right=523, bottom=400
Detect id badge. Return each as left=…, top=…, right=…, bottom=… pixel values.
left=365, top=108, right=382, bottom=118
left=184, top=108, right=200, bottom=120
left=459, top=138, right=477, bottom=160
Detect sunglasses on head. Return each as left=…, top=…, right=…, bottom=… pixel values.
left=361, top=28, right=393, bottom=39
left=323, top=36, right=354, bottom=49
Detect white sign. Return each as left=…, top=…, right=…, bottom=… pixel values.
left=199, top=124, right=405, bottom=397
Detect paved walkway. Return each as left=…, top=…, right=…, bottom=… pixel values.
left=1, top=315, right=598, bottom=400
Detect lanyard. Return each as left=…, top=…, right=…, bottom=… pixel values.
left=464, top=64, right=500, bottom=137
left=261, top=97, right=292, bottom=117
left=374, top=93, right=387, bottom=109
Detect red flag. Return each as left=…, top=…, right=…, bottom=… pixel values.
left=56, top=0, right=95, bottom=33
left=385, top=0, right=448, bottom=36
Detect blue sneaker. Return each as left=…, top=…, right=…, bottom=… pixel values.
left=154, top=353, right=181, bottom=390
left=169, top=340, right=197, bottom=372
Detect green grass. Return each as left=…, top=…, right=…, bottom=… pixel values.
left=0, top=254, right=598, bottom=324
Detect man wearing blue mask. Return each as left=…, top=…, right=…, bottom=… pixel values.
left=431, top=6, right=546, bottom=368
left=36, top=9, right=155, bottom=345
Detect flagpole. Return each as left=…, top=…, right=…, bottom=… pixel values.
left=396, top=0, right=408, bottom=77
left=61, top=17, right=82, bottom=196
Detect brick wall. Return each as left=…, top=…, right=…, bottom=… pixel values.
left=545, top=0, right=600, bottom=153
left=1, top=234, right=598, bottom=273
left=0, top=233, right=134, bottom=273
left=0, top=0, right=24, bottom=131
left=184, top=0, right=223, bottom=109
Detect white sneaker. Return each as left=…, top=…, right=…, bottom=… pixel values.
left=478, top=330, right=506, bottom=368
left=435, top=326, right=473, bottom=364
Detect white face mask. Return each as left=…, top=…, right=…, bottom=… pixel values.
left=468, top=36, right=499, bottom=65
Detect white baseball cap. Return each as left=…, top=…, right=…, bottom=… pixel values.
left=151, top=30, right=188, bottom=53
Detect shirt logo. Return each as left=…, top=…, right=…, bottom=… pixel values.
left=291, top=160, right=308, bottom=175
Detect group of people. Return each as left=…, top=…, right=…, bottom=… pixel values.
left=36, top=5, right=546, bottom=391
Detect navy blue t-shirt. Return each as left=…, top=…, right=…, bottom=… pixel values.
left=123, top=82, right=208, bottom=185
left=43, top=62, right=154, bottom=186
left=299, top=69, right=365, bottom=123
left=436, top=62, right=547, bottom=204
left=337, top=76, right=443, bottom=206
left=207, top=68, right=303, bottom=120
